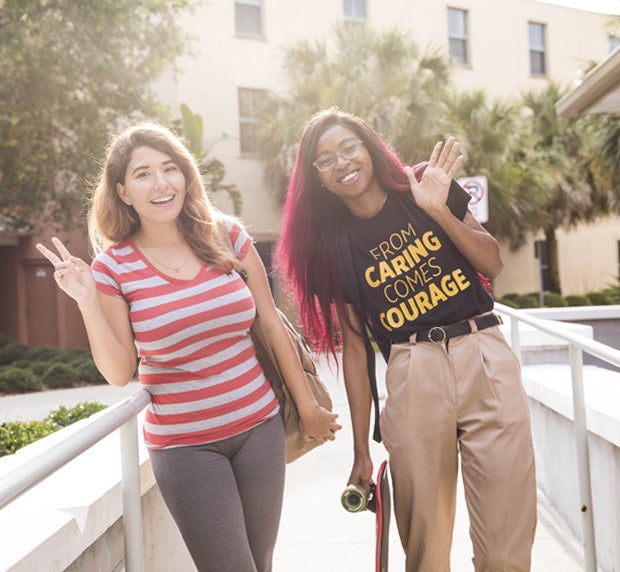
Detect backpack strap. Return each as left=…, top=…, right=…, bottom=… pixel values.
left=336, top=229, right=383, bottom=443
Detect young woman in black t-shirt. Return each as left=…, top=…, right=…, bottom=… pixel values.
left=276, top=108, right=536, bottom=572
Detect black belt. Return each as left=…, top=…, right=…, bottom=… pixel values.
left=412, top=313, right=502, bottom=344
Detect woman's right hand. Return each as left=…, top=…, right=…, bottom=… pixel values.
left=36, top=237, right=98, bottom=308
left=348, top=452, right=374, bottom=497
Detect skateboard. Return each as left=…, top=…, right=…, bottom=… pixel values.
left=340, top=460, right=391, bottom=571
left=372, top=460, right=391, bottom=572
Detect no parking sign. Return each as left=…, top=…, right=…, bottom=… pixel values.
left=457, top=176, right=488, bottom=224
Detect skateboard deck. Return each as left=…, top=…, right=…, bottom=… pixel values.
left=374, top=460, right=391, bottom=572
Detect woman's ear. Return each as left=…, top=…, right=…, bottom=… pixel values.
left=117, top=183, right=132, bottom=205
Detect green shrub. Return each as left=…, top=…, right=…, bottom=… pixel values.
left=565, top=295, right=592, bottom=306
left=0, top=344, right=31, bottom=366
left=500, top=293, right=521, bottom=301
left=28, top=347, right=68, bottom=362
left=46, top=402, right=107, bottom=427
left=75, top=360, right=106, bottom=384
left=42, top=362, right=78, bottom=389
left=0, top=419, right=57, bottom=456
left=0, top=366, right=43, bottom=393
left=0, top=402, right=107, bottom=457
left=29, top=361, right=54, bottom=376
left=514, top=294, right=540, bottom=308
left=0, top=334, right=12, bottom=349
left=496, top=297, right=519, bottom=308
left=586, top=291, right=613, bottom=305
left=543, top=292, right=567, bottom=307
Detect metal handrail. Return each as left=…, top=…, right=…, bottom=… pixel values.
left=495, top=302, right=620, bottom=572
left=0, top=387, right=151, bottom=571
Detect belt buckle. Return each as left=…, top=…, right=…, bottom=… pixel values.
left=428, top=326, right=447, bottom=344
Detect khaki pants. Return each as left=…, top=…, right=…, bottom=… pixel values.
left=380, top=322, right=536, bottom=572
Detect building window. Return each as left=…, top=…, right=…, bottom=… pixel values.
left=238, top=88, right=266, bottom=155
left=235, top=0, right=262, bottom=37
left=447, top=8, right=468, bottom=65
left=609, top=36, right=620, bottom=53
left=529, top=22, right=546, bottom=76
left=343, top=0, right=366, bottom=22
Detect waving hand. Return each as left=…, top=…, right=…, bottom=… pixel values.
left=405, top=137, right=463, bottom=218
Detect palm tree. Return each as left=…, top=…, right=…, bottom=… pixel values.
left=254, top=23, right=452, bottom=205
left=444, top=89, right=552, bottom=250
left=522, top=83, right=613, bottom=292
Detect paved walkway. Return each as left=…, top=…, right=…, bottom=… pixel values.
left=0, top=360, right=585, bottom=571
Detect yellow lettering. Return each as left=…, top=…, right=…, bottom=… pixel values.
left=428, top=283, right=449, bottom=305
left=365, top=266, right=381, bottom=288
left=422, top=231, right=442, bottom=251
left=453, top=268, right=471, bottom=290
left=378, top=261, right=397, bottom=282
left=391, top=255, right=410, bottom=276
left=414, top=291, right=433, bottom=314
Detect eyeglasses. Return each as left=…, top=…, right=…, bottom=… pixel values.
left=313, top=139, right=364, bottom=172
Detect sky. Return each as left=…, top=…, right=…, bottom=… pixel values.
left=532, top=0, right=620, bottom=14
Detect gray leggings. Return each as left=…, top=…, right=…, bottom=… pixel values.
left=149, top=415, right=285, bottom=572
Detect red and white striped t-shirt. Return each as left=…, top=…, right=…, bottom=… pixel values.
left=91, top=218, right=279, bottom=449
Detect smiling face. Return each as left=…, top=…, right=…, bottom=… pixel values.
left=315, top=124, right=382, bottom=210
left=117, top=146, right=186, bottom=230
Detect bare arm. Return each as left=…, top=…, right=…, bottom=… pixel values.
left=336, top=303, right=374, bottom=492
left=405, top=138, right=503, bottom=279
left=240, top=245, right=341, bottom=441
left=36, top=237, right=137, bottom=386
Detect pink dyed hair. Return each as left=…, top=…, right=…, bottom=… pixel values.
left=275, top=109, right=423, bottom=355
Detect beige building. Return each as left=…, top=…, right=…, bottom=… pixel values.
left=4, top=0, right=618, bottom=349
left=157, top=0, right=620, bottom=300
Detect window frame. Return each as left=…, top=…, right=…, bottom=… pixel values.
left=447, top=7, right=469, bottom=66
left=238, top=87, right=267, bottom=157
left=234, top=0, right=263, bottom=38
left=343, top=0, right=367, bottom=23
left=528, top=21, right=547, bottom=77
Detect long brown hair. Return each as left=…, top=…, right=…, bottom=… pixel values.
left=88, top=122, right=237, bottom=271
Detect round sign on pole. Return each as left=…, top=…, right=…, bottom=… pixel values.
left=457, top=176, right=488, bottom=223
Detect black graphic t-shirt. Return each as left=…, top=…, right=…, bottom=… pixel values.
left=344, top=184, right=493, bottom=345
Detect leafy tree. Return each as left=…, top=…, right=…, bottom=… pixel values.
left=445, top=90, right=553, bottom=249
left=522, top=83, right=614, bottom=292
left=254, top=23, right=451, bottom=205
left=177, top=103, right=243, bottom=216
left=0, top=0, right=199, bottom=232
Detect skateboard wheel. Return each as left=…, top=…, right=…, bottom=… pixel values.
left=341, top=484, right=369, bottom=512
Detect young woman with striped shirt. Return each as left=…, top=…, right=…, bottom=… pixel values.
left=36, top=122, right=341, bottom=572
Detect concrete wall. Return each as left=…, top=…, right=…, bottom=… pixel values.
left=0, top=412, right=196, bottom=572
left=524, top=365, right=620, bottom=572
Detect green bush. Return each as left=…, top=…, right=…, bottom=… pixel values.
left=0, top=419, right=57, bottom=456
left=28, top=347, right=69, bottom=362
left=42, top=362, right=78, bottom=389
left=543, top=292, right=567, bottom=307
left=46, top=402, right=107, bottom=427
left=565, top=295, right=592, bottom=306
left=0, top=366, right=43, bottom=393
left=0, top=402, right=107, bottom=457
left=586, top=291, right=613, bottom=305
left=514, top=294, right=540, bottom=308
left=496, top=296, right=519, bottom=308
left=0, top=344, right=31, bottom=366
left=0, top=334, right=12, bottom=349
left=75, top=360, right=106, bottom=384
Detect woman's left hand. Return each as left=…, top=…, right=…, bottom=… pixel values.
left=405, top=137, right=463, bottom=217
left=300, top=404, right=342, bottom=443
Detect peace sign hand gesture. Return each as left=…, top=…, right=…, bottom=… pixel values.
left=36, top=237, right=99, bottom=309
left=405, top=137, right=464, bottom=219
